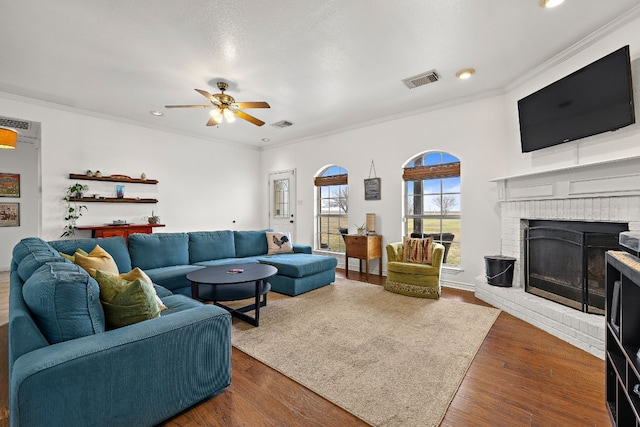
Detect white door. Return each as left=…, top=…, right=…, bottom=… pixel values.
left=268, top=170, right=296, bottom=240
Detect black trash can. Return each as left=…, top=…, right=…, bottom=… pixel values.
left=484, top=255, right=516, bottom=287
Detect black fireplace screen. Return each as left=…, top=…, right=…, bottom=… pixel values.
left=524, top=220, right=627, bottom=314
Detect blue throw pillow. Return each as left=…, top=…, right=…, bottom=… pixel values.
left=22, top=262, right=105, bottom=344
left=12, top=237, right=58, bottom=264
left=13, top=238, right=66, bottom=282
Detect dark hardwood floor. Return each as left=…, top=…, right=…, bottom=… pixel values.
left=1, top=269, right=610, bottom=426
left=161, top=269, right=610, bottom=427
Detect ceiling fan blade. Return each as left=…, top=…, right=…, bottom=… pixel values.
left=234, top=110, right=265, bottom=126
left=195, top=89, right=221, bottom=106
left=234, top=102, right=270, bottom=109
left=164, top=104, right=212, bottom=108
left=206, top=115, right=219, bottom=126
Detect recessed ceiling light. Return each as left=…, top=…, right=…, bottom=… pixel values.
left=456, top=69, right=475, bottom=80
left=540, top=0, right=564, bottom=8
left=150, top=110, right=163, bottom=116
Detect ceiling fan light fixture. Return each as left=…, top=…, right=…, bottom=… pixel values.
left=540, top=0, right=564, bottom=8
left=456, top=68, right=475, bottom=80
left=167, top=83, right=270, bottom=127
left=211, top=108, right=223, bottom=122
left=223, top=109, right=235, bottom=123
left=0, top=127, right=18, bottom=149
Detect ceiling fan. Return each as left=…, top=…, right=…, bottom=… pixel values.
left=165, top=82, right=270, bottom=126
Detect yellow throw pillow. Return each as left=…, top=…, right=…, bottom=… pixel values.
left=95, top=270, right=160, bottom=329
left=402, top=237, right=433, bottom=264
left=115, top=268, right=167, bottom=311
left=73, top=245, right=119, bottom=278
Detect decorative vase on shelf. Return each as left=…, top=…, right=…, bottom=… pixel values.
left=115, top=185, right=125, bottom=199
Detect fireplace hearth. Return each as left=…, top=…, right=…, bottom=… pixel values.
left=524, top=220, right=627, bottom=314
left=483, top=158, right=640, bottom=356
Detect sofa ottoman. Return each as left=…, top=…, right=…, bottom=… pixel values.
left=256, top=253, right=338, bottom=296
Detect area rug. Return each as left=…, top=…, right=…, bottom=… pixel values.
left=231, top=279, right=500, bottom=427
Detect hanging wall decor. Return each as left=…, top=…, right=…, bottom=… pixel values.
left=0, top=202, right=19, bottom=226
left=364, top=160, right=381, bottom=200
left=0, top=173, right=20, bottom=197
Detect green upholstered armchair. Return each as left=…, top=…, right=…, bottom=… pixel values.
left=384, top=241, right=445, bottom=299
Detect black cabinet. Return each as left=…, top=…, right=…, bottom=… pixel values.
left=606, top=250, right=640, bottom=426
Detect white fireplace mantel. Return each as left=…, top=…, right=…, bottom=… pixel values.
left=474, top=155, right=640, bottom=359
left=491, top=155, right=640, bottom=202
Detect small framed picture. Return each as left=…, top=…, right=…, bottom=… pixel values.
left=0, top=173, right=20, bottom=197
left=364, top=178, right=381, bottom=201
left=0, top=202, right=19, bottom=226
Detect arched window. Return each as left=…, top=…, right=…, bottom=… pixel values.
left=403, top=152, right=460, bottom=266
left=315, top=166, right=348, bottom=252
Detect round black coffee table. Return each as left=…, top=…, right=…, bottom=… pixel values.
left=187, top=263, right=277, bottom=327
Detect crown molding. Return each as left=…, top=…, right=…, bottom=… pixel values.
left=0, top=91, right=262, bottom=152
left=505, top=5, right=640, bottom=92
left=262, top=88, right=505, bottom=151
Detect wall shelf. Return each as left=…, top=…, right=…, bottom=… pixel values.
left=70, top=197, right=158, bottom=204
left=68, top=173, right=158, bottom=184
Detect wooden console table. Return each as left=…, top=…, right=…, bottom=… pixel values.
left=345, top=234, right=382, bottom=280
left=76, top=223, right=165, bottom=241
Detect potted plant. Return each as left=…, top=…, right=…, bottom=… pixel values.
left=61, top=183, right=89, bottom=237
left=355, top=223, right=366, bottom=235
left=147, top=210, right=160, bottom=224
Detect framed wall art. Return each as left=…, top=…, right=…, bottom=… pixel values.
left=0, top=202, right=20, bottom=226
left=364, top=177, right=381, bottom=201
left=0, top=173, right=20, bottom=197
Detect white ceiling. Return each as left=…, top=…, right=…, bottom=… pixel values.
left=1, top=1, right=639, bottom=148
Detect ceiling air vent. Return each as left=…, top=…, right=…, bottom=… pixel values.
left=271, top=120, right=294, bottom=129
left=0, top=115, right=41, bottom=143
left=402, top=69, right=440, bottom=89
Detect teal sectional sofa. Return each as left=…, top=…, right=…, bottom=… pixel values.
left=9, top=237, right=232, bottom=427
left=9, top=230, right=336, bottom=425
left=125, top=230, right=338, bottom=297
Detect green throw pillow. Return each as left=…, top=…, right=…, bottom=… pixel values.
left=95, top=270, right=160, bottom=329
left=59, top=248, right=88, bottom=263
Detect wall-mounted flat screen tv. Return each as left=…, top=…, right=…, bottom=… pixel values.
left=518, top=45, right=635, bottom=153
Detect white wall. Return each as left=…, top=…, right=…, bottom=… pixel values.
left=262, top=95, right=509, bottom=288
left=0, top=94, right=264, bottom=269
left=503, top=14, right=640, bottom=177
left=260, top=13, right=640, bottom=290
left=0, top=138, right=39, bottom=269
left=8, top=16, right=637, bottom=281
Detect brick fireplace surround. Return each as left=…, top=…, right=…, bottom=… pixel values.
left=475, top=156, right=640, bottom=359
